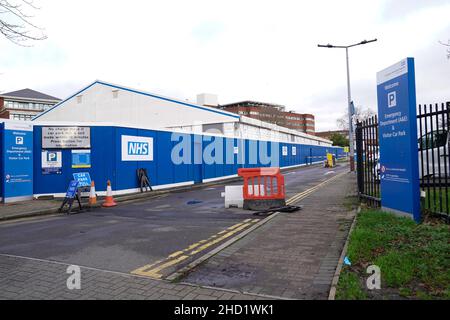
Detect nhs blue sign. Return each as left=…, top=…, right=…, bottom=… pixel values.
left=128, top=141, right=149, bottom=155
left=121, top=135, right=153, bottom=161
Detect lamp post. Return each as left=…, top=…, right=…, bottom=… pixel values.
left=318, top=39, right=377, bottom=171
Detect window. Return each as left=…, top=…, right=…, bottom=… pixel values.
left=112, top=90, right=119, bottom=99
left=9, top=113, right=33, bottom=121
left=418, top=131, right=448, bottom=150
left=77, top=95, right=83, bottom=104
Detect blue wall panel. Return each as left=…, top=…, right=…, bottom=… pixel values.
left=155, top=131, right=175, bottom=186
left=31, top=124, right=346, bottom=195
left=33, top=126, right=116, bottom=194
left=114, top=127, right=138, bottom=190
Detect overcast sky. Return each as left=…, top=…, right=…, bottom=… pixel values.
left=1, top=0, right=449, bottom=131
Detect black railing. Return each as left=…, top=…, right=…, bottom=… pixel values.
left=417, top=102, right=450, bottom=220
left=355, top=102, right=450, bottom=221
left=356, top=116, right=380, bottom=207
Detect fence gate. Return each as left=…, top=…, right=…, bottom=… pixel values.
left=356, top=116, right=380, bottom=207
left=417, top=102, right=450, bottom=221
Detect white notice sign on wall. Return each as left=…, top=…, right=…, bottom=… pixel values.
left=42, top=127, right=91, bottom=149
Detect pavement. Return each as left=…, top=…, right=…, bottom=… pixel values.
left=0, top=162, right=357, bottom=300
left=0, top=255, right=266, bottom=300
left=0, top=198, right=62, bottom=221
left=181, top=172, right=357, bottom=299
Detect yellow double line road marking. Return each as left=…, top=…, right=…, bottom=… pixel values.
left=286, top=171, right=347, bottom=205
left=131, top=219, right=259, bottom=278
left=131, top=171, right=347, bottom=279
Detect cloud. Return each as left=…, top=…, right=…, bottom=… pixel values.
left=380, top=0, right=450, bottom=21
left=192, top=21, right=225, bottom=44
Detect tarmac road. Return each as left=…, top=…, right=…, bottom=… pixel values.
left=0, top=162, right=348, bottom=279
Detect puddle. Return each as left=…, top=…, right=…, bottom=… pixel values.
left=186, top=200, right=203, bottom=205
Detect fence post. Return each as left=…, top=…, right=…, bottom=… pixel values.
left=356, top=121, right=364, bottom=195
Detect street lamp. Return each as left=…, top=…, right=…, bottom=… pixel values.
left=318, top=38, right=377, bottom=172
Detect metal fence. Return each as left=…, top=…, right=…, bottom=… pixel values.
left=356, top=116, right=381, bottom=207
left=355, top=102, right=450, bottom=221
left=417, top=102, right=450, bottom=220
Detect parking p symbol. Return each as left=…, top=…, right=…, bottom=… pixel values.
left=388, top=91, right=397, bottom=108
left=47, top=152, right=57, bottom=162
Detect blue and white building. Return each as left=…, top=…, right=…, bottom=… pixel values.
left=0, top=81, right=345, bottom=202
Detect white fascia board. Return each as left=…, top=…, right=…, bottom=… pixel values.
left=376, top=58, right=408, bottom=85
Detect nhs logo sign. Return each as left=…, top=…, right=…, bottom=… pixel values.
left=121, top=135, right=153, bottom=161
left=128, top=141, right=149, bottom=155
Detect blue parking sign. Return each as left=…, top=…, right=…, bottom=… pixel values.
left=2, top=122, right=33, bottom=203
left=65, top=180, right=79, bottom=199
left=377, top=58, right=421, bottom=222
left=72, top=172, right=91, bottom=188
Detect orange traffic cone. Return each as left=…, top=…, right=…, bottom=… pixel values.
left=102, top=180, right=117, bottom=207
left=89, top=180, right=97, bottom=206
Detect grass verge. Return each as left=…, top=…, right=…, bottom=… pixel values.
left=336, top=209, right=449, bottom=300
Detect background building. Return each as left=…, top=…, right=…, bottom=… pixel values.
left=316, top=129, right=349, bottom=140
left=217, top=101, right=315, bottom=135
left=0, top=89, right=61, bottom=121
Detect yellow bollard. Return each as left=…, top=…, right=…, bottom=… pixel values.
left=327, top=153, right=334, bottom=168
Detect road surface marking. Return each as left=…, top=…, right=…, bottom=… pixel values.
left=286, top=171, right=346, bottom=205
left=189, top=222, right=253, bottom=255
left=168, top=251, right=184, bottom=258
left=131, top=171, right=347, bottom=279
left=132, top=255, right=190, bottom=279
left=130, top=219, right=259, bottom=278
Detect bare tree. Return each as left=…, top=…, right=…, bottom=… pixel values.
left=337, top=106, right=376, bottom=130
left=0, top=0, right=46, bottom=45
left=439, top=40, right=450, bottom=59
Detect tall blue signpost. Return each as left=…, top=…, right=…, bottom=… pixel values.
left=1, top=122, right=34, bottom=203
left=377, top=58, right=421, bottom=222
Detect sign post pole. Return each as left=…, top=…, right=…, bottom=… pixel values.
left=376, top=58, right=421, bottom=222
